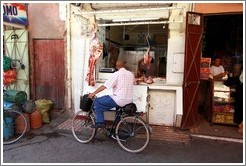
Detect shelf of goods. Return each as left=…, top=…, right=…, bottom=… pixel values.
left=211, top=80, right=236, bottom=125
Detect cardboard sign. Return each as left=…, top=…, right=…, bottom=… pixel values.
left=200, top=58, right=211, bottom=80
left=3, top=3, right=28, bottom=26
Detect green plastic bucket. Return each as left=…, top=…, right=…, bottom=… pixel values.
left=3, top=90, right=27, bottom=104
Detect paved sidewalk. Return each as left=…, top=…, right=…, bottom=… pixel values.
left=2, top=109, right=244, bottom=164
left=3, top=128, right=244, bottom=163
left=54, top=109, right=243, bottom=144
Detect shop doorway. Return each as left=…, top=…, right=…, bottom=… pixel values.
left=202, top=14, right=243, bottom=60
left=197, top=13, right=243, bottom=139
left=33, top=39, right=65, bottom=109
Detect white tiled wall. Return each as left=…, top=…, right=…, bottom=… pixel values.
left=124, top=51, right=154, bottom=76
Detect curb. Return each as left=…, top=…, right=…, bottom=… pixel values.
left=190, top=134, right=243, bottom=143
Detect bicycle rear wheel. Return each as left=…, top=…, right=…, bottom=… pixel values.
left=115, top=116, right=150, bottom=153
left=3, top=110, right=27, bottom=145
left=71, top=111, right=96, bottom=143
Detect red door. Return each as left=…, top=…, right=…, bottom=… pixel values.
left=181, top=12, right=203, bottom=129
left=34, top=39, right=65, bottom=108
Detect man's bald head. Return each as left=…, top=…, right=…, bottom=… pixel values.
left=116, top=59, right=126, bottom=70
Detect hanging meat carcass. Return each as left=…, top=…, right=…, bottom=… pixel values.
left=144, top=29, right=152, bottom=69
left=85, top=22, right=103, bottom=86
left=144, top=47, right=152, bottom=69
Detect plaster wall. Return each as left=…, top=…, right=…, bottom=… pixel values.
left=194, top=3, right=243, bottom=14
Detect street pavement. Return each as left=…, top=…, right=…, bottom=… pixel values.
left=2, top=110, right=244, bottom=164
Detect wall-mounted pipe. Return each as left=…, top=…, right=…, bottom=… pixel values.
left=98, top=20, right=183, bottom=27
left=76, top=6, right=183, bottom=15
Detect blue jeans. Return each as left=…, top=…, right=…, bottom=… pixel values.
left=93, top=95, right=119, bottom=123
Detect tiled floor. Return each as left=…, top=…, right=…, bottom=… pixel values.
left=150, top=125, right=190, bottom=144
left=191, top=114, right=243, bottom=139
left=55, top=113, right=243, bottom=143
left=56, top=119, right=72, bottom=132
left=56, top=118, right=191, bottom=143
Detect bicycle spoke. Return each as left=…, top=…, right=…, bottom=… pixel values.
left=133, top=125, right=146, bottom=134
left=72, top=111, right=96, bottom=143
left=122, top=119, right=132, bottom=133
left=116, top=116, right=150, bottom=153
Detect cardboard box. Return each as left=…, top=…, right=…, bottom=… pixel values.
left=212, top=112, right=235, bottom=124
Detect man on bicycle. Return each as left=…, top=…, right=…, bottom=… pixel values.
left=88, top=59, right=135, bottom=128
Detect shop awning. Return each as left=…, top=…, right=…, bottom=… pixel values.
left=73, top=3, right=184, bottom=26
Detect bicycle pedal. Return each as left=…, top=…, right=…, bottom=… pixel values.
left=147, top=125, right=153, bottom=134
left=97, top=128, right=105, bottom=134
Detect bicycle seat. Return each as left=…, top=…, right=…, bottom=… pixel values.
left=116, top=103, right=137, bottom=115
left=115, top=106, right=124, bottom=111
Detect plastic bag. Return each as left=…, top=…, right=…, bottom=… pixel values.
left=35, top=99, right=53, bottom=123
left=80, top=94, right=93, bottom=111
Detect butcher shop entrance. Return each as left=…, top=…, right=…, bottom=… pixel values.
left=76, top=3, right=186, bottom=125
left=77, top=3, right=183, bottom=79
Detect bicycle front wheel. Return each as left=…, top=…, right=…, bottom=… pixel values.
left=3, top=110, right=27, bottom=145
left=115, top=116, right=150, bottom=153
left=71, top=111, right=96, bottom=143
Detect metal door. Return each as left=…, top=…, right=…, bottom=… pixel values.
left=4, top=29, right=30, bottom=99
left=181, top=12, right=203, bottom=129
left=34, top=39, right=65, bottom=108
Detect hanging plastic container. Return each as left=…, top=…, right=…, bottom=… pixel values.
left=3, top=116, right=14, bottom=139
left=15, top=113, right=30, bottom=134
left=3, top=69, right=17, bottom=86
left=30, top=109, right=43, bottom=129
left=3, top=90, right=27, bottom=104
left=3, top=55, right=12, bottom=71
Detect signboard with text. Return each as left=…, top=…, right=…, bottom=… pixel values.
left=200, top=58, right=211, bottom=80
left=3, top=3, right=28, bottom=26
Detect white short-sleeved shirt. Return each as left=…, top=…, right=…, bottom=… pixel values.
left=210, top=65, right=225, bottom=76
left=104, top=68, right=135, bottom=107
left=240, top=70, right=243, bottom=83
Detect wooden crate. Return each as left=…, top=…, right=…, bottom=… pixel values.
left=212, top=112, right=235, bottom=125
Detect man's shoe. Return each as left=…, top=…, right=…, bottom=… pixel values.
left=91, top=122, right=105, bottom=129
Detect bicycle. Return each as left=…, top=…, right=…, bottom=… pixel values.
left=72, top=98, right=151, bottom=153
left=3, top=102, right=28, bottom=145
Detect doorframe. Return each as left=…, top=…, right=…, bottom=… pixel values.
left=181, top=11, right=204, bottom=130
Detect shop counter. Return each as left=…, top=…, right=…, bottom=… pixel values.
left=137, top=82, right=183, bottom=126
left=91, top=80, right=183, bottom=126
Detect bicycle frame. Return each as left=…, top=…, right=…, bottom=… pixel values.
left=103, top=108, right=123, bottom=138
left=72, top=99, right=151, bottom=153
